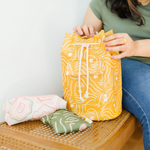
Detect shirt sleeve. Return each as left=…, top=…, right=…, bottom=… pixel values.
left=89, top=0, right=103, bottom=21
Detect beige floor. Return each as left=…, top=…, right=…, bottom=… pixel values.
left=122, top=123, right=144, bottom=150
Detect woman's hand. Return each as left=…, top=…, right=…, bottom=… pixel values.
left=73, top=6, right=103, bottom=37
left=103, top=33, right=136, bottom=59
left=73, top=25, right=96, bottom=37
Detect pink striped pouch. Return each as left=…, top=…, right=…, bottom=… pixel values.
left=4, top=95, right=67, bottom=126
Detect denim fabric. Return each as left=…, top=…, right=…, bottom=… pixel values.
left=121, top=58, right=150, bottom=150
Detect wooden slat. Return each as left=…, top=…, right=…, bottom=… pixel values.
left=0, top=126, right=80, bottom=150
left=122, top=123, right=144, bottom=150
left=0, top=122, right=5, bottom=125
left=97, top=115, right=139, bottom=150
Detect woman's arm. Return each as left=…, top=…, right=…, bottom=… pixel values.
left=73, top=6, right=103, bottom=37
left=134, top=40, right=150, bottom=57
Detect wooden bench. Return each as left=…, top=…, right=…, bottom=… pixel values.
left=0, top=108, right=140, bottom=150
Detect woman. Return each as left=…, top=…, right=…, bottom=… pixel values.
left=73, top=0, right=150, bottom=149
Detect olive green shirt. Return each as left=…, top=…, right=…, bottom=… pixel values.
left=90, top=0, right=150, bottom=64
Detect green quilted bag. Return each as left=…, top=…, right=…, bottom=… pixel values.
left=41, top=109, right=92, bottom=134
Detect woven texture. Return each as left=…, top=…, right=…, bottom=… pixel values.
left=0, top=133, right=59, bottom=150
left=0, top=109, right=131, bottom=150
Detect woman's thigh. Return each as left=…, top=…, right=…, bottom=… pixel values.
left=121, top=58, right=150, bottom=149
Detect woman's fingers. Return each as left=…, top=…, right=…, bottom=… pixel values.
left=103, top=33, right=136, bottom=59
left=105, top=45, right=124, bottom=52
left=105, top=38, right=126, bottom=47
left=73, top=26, right=77, bottom=32
left=73, top=25, right=96, bottom=37
left=89, top=26, right=96, bottom=37
left=103, top=33, right=128, bottom=42
left=82, top=25, right=90, bottom=37
left=111, top=52, right=126, bottom=59
left=76, top=25, right=84, bottom=36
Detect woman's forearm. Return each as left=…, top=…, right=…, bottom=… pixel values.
left=134, top=39, right=150, bottom=57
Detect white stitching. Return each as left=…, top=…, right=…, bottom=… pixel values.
left=123, top=87, right=150, bottom=139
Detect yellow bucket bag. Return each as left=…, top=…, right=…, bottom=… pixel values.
left=61, top=30, right=122, bottom=121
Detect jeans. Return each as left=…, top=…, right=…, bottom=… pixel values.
left=121, top=58, right=150, bottom=150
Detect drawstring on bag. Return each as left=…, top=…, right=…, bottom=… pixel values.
left=74, top=40, right=100, bottom=102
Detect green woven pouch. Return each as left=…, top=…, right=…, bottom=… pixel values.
left=41, top=109, right=92, bottom=134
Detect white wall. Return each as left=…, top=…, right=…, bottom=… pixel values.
left=0, top=0, right=91, bottom=122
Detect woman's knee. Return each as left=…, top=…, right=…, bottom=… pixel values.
left=122, top=87, right=150, bottom=150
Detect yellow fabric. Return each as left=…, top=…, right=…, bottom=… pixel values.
left=61, top=30, right=122, bottom=121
